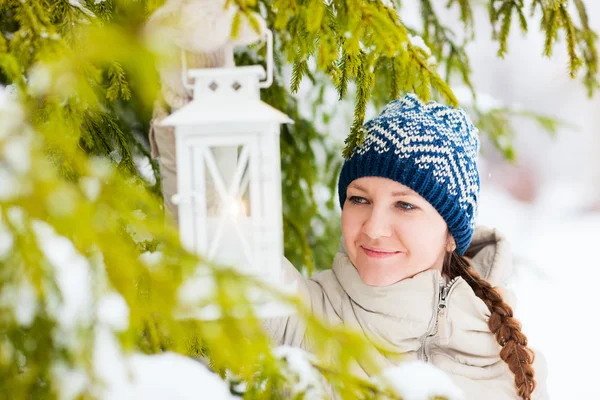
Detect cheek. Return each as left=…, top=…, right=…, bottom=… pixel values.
left=393, top=215, right=447, bottom=254
left=341, top=208, right=362, bottom=256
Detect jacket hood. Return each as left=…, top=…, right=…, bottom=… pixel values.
left=466, top=226, right=513, bottom=287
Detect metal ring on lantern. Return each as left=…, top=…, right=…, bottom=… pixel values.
left=180, top=29, right=274, bottom=91
left=181, top=48, right=194, bottom=91
left=258, top=29, right=274, bottom=89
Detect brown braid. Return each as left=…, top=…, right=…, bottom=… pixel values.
left=443, top=251, right=536, bottom=400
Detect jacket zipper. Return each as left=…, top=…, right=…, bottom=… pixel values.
left=420, top=275, right=460, bottom=362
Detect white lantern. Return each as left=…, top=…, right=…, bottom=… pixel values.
left=161, top=31, right=293, bottom=311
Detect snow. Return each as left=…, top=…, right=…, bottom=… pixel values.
left=93, top=329, right=234, bottom=400
left=139, top=250, right=163, bottom=267
left=79, top=177, right=101, bottom=201
left=52, top=363, right=90, bottom=400
left=13, top=278, right=37, bottom=326
left=2, top=134, right=31, bottom=174
left=27, top=64, right=53, bottom=96
left=85, top=276, right=229, bottom=399
left=408, top=34, right=432, bottom=56
left=274, top=346, right=326, bottom=398
left=32, top=221, right=94, bottom=332
left=0, top=168, right=19, bottom=200
left=0, top=277, right=37, bottom=327
left=375, top=361, right=465, bottom=400
left=177, top=274, right=216, bottom=308
left=92, top=327, right=129, bottom=398
left=477, top=183, right=600, bottom=399
left=125, top=220, right=154, bottom=243
left=0, top=85, right=29, bottom=201
left=134, top=155, right=157, bottom=186
left=379, top=0, right=394, bottom=9
left=87, top=156, right=113, bottom=179
left=123, top=353, right=233, bottom=400
left=68, top=0, right=96, bottom=18
left=97, top=292, right=129, bottom=332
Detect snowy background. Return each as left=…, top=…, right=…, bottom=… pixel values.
left=461, top=4, right=600, bottom=399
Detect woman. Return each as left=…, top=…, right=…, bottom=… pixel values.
left=265, top=94, right=547, bottom=399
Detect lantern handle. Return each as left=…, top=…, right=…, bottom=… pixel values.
left=258, top=29, right=274, bottom=89
left=181, top=49, right=194, bottom=91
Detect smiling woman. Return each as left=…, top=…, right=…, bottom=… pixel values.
left=264, top=94, right=547, bottom=400
left=342, top=177, right=450, bottom=286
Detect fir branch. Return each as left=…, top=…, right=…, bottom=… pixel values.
left=311, top=362, right=399, bottom=399
left=81, top=111, right=137, bottom=175
left=530, top=0, right=544, bottom=19
left=336, top=54, right=350, bottom=99
left=574, top=0, right=600, bottom=96
left=343, top=52, right=373, bottom=159
left=419, top=0, right=475, bottom=93
left=106, top=62, right=132, bottom=101
left=491, top=0, right=598, bottom=95
left=543, top=7, right=559, bottom=57
left=306, top=0, right=325, bottom=33
left=498, top=1, right=516, bottom=57
left=515, top=4, right=528, bottom=33
left=446, top=0, right=475, bottom=38
left=290, top=53, right=308, bottom=93
left=558, top=3, right=583, bottom=78
left=127, top=127, right=163, bottom=195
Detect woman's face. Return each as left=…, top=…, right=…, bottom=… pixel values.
left=341, top=176, right=452, bottom=286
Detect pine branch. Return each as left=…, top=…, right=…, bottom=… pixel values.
left=343, top=52, right=373, bottom=159
left=336, top=54, right=350, bottom=99
left=558, top=3, right=583, bottom=77
left=107, top=62, right=132, bottom=101
left=543, top=7, right=559, bottom=57
left=419, top=0, right=475, bottom=92
left=573, top=0, right=599, bottom=96
left=446, top=0, right=475, bottom=38
left=290, top=53, right=308, bottom=93
left=492, top=0, right=598, bottom=95
left=311, top=362, right=400, bottom=399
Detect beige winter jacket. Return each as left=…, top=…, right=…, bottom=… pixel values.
left=265, top=227, right=549, bottom=399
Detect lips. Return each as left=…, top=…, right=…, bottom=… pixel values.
left=360, top=245, right=402, bottom=259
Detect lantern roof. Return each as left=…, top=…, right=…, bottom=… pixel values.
left=160, top=66, right=293, bottom=127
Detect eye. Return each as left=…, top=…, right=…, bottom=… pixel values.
left=396, top=201, right=416, bottom=211
left=348, top=196, right=369, bottom=205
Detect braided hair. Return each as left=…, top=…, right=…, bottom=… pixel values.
left=443, top=246, right=536, bottom=400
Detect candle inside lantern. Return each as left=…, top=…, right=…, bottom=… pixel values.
left=204, top=197, right=254, bottom=273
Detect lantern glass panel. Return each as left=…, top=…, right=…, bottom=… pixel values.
left=197, top=143, right=256, bottom=272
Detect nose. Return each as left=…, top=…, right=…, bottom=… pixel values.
left=362, top=206, right=393, bottom=239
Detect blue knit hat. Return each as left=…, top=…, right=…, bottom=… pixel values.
left=338, top=93, right=480, bottom=255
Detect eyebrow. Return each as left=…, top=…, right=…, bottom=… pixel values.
left=348, top=183, right=416, bottom=197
